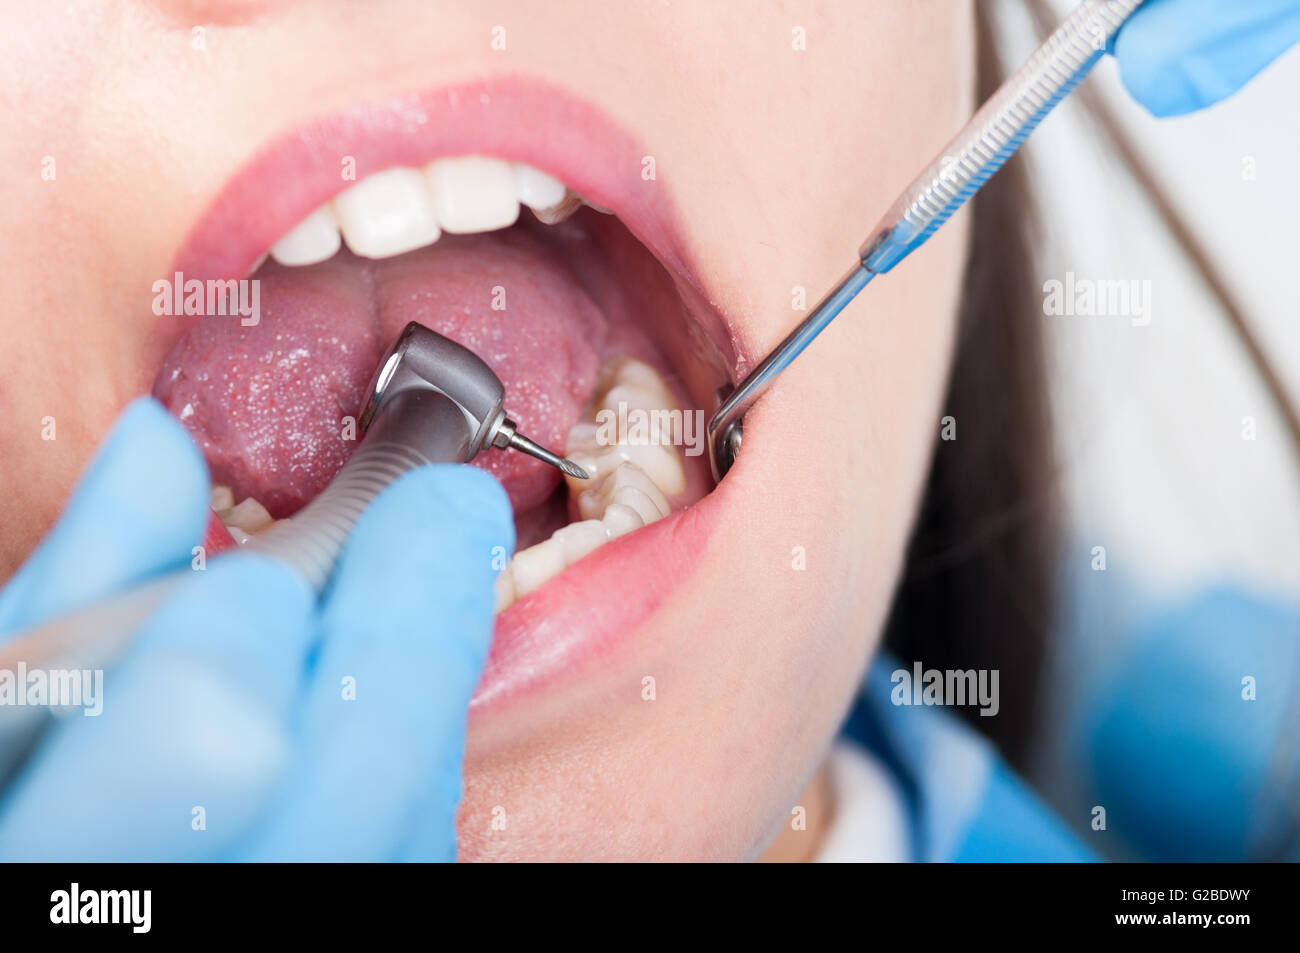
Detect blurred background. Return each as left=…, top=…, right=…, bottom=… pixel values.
left=995, top=0, right=1300, bottom=860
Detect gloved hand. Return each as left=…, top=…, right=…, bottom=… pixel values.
left=1114, top=0, right=1300, bottom=116
left=0, top=397, right=513, bottom=860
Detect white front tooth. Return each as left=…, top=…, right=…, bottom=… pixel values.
left=509, top=537, right=567, bottom=599
left=552, top=519, right=609, bottom=565
left=333, top=168, right=441, bottom=259
left=225, top=525, right=252, bottom=546
left=426, top=156, right=520, bottom=234
left=269, top=204, right=342, bottom=266
left=601, top=502, right=645, bottom=539
left=219, top=497, right=274, bottom=534
left=210, top=484, right=235, bottom=512
left=578, top=463, right=670, bottom=524
left=513, top=163, right=566, bottom=212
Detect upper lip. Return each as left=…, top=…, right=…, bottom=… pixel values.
left=171, top=75, right=733, bottom=365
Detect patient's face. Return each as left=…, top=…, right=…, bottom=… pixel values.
left=0, top=0, right=975, bottom=859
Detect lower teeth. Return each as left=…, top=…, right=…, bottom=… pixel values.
left=494, top=355, right=685, bottom=611
left=211, top=353, right=686, bottom=612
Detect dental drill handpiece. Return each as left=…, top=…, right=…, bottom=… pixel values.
left=246, top=322, right=587, bottom=590
left=706, top=0, right=1146, bottom=480
left=0, top=323, right=586, bottom=781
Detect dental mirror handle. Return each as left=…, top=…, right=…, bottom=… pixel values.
left=707, top=0, right=1147, bottom=480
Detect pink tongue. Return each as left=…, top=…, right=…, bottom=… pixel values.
left=154, top=230, right=604, bottom=517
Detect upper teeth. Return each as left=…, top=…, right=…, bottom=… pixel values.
left=268, top=157, right=591, bottom=267
left=332, top=167, right=443, bottom=259
left=268, top=205, right=343, bottom=266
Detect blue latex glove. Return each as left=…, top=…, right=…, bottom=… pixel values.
left=1115, top=0, right=1300, bottom=116
left=1083, top=587, right=1300, bottom=861
left=0, top=398, right=513, bottom=860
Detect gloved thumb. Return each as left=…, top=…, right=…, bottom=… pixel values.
left=0, top=397, right=210, bottom=636
left=1114, top=0, right=1300, bottom=117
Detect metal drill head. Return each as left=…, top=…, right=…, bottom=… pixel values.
left=492, top=419, right=590, bottom=480
left=544, top=450, right=591, bottom=482
left=361, top=322, right=591, bottom=479
left=359, top=322, right=507, bottom=457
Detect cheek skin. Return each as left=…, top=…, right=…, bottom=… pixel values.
left=0, top=2, right=219, bottom=578
left=457, top=2, right=977, bottom=861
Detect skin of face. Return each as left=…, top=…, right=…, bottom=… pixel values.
left=1, top=0, right=975, bottom=859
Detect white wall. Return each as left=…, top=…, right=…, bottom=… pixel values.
left=1004, top=0, right=1300, bottom=600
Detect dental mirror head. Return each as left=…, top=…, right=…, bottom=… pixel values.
left=359, top=321, right=590, bottom=480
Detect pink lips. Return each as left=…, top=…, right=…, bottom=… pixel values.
left=173, top=79, right=688, bottom=286
left=164, top=77, right=728, bottom=709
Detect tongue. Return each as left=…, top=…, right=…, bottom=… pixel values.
left=154, top=229, right=604, bottom=518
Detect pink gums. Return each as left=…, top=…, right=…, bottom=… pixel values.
left=153, top=227, right=604, bottom=518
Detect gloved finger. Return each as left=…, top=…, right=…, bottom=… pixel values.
left=0, top=555, right=314, bottom=861
left=0, top=398, right=209, bottom=638
left=1114, top=0, right=1300, bottom=116
left=234, top=465, right=512, bottom=861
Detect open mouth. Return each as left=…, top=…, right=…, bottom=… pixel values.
left=152, top=79, right=738, bottom=709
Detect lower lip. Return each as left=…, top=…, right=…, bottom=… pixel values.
left=472, top=471, right=725, bottom=710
